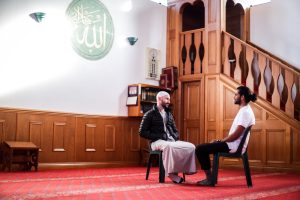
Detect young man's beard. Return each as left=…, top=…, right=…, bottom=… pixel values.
left=234, top=98, right=241, bottom=105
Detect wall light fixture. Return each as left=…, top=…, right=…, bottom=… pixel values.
left=127, top=37, right=138, bottom=46
left=29, top=12, right=46, bottom=23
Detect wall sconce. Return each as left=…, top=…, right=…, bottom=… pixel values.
left=127, top=37, right=138, bottom=46
left=29, top=12, right=46, bottom=23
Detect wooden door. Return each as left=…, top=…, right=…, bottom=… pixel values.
left=182, top=81, right=201, bottom=145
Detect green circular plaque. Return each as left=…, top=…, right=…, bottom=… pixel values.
left=66, top=0, right=114, bottom=60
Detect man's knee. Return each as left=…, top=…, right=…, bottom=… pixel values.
left=196, top=143, right=207, bottom=155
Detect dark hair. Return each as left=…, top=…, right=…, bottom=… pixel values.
left=237, top=86, right=257, bottom=103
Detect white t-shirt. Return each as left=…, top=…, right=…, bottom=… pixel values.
left=226, top=104, right=255, bottom=154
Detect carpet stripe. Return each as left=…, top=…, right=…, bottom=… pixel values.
left=213, top=185, right=300, bottom=200
left=0, top=172, right=285, bottom=183
left=0, top=172, right=154, bottom=183
left=3, top=183, right=175, bottom=200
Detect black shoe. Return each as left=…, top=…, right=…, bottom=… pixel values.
left=173, top=177, right=184, bottom=184
left=196, top=179, right=214, bottom=186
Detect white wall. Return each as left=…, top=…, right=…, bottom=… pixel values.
left=250, top=0, right=300, bottom=69
left=0, top=0, right=167, bottom=116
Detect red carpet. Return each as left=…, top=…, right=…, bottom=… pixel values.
left=0, top=167, right=300, bottom=199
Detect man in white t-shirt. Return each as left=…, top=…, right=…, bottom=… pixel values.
left=195, top=86, right=257, bottom=186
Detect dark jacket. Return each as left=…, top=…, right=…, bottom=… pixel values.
left=139, top=105, right=179, bottom=142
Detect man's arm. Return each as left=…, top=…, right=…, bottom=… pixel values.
left=139, top=112, right=152, bottom=140
left=220, top=125, right=245, bottom=142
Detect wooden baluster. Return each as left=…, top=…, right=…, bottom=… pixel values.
left=179, top=33, right=184, bottom=76
left=246, top=47, right=254, bottom=92
left=185, top=32, right=192, bottom=75
left=258, top=54, right=267, bottom=100
left=199, top=31, right=205, bottom=74
left=294, top=75, right=300, bottom=120
left=194, top=31, right=201, bottom=74
left=271, top=61, right=281, bottom=109
left=285, top=69, right=294, bottom=117
left=223, top=34, right=230, bottom=77
left=233, top=40, right=242, bottom=84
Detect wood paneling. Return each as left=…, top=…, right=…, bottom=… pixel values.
left=266, top=130, right=286, bottom=164
left=0, top=108, right=143, bottom=167
left=292, top=128, right=300, bottom=164
left=183, top=81, right=202, bottom=144
left=29, top=121, right=42, bottom=150
left=85, top=124, right=96, bottom=152
left=208, top=31, right=217, bottom=65
left=104, top=125, right=116, bottom=152
left=53, top=122, right=67, bottom=152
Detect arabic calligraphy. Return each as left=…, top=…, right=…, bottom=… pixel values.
left=66, top=0, right=114, bottom=60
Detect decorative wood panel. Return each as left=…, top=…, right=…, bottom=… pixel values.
left=208, top=0, right=217, bottom=23
left=123, top=118, right=142, bottom=164
left=183, top=81, right=202, bottom=144
left=0, top=111, right=16, bottom=141
left=266, top=130, right=286, bottom=164
left=53, top=122, right=66, bottom=152
left=207, top=78, right=217, bottom=122
left=248, top=129, right=264, bottom=164
left=208, top=31, right=217, bottom=65
left=29, top=121, right=42, bottom=150
left=104, top=125, right=116, bottom=152
left=207, top=130, right=216, bottom=143
left=186, top=127, right=199, bottom=144
left=223, top=88, right=238, bottom=121
left=85, top=124, right=96, bottom=152
left=130, top=128, right=140, bottom=152
left=0, top=120, right=5, bottom=142
left=292, top=128, right=300, bottom=164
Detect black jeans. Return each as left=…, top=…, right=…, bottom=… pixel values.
left=195, top=142, right=230, bottom=170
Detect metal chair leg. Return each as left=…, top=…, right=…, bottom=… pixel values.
left=146, top=154, right=153, bottom=180
left=212, top=153, right=219, bottom=185
left=242, top=153, right=252, bottom=187
left=158, top=151, right=165, bottom=183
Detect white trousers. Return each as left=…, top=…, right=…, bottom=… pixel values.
left=151, top=140, right=197, bottom=175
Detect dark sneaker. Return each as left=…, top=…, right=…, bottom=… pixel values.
left=196, top=179, right=214, bottom=186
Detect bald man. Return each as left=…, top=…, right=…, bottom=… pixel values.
left=139, top=91, right=196, bottom=183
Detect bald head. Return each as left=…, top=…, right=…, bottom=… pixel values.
left=156, top=91, right=170, bottom=101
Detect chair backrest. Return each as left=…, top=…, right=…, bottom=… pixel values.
left=235, top=126, right=252, bottom=155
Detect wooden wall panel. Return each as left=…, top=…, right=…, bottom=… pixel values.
left=85, top=124, right=96, bottom=152
left=0, top=110, right=17, bottom=141
left=104, top=125, right=116, bottom=152
left=186, top=127, right=199, bottom=144
left=208, top=31, right=217, bottom=65
left=123, top=118, right=142, bottom=163
left=248, top=129, right=264, bottom=164
left=266, top=130, right=286, bottom=164
left=53, top=122, right=66, bottom=152
left=29, top=121, right=42, bottom=150
left=102, top=119, right=122, bottom=161
left=292, top=128, right=300, bottom=165
left=0, top=108, right=142, bottom=166
left=207, top=78, right=216, bottom=122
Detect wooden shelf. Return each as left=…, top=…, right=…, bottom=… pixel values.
left=127, top=83, right=170, bottom=117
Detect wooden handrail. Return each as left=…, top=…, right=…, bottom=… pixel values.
left=223, top=31, right=300, bottom=76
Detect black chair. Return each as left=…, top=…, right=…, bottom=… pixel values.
left=145, top=143, right=185, bottom=183
left=212, top=126, right=253, bottom=187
